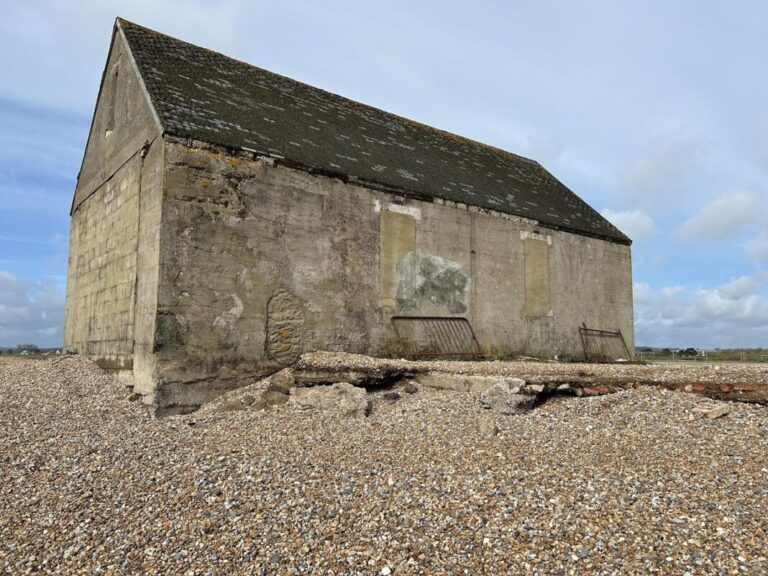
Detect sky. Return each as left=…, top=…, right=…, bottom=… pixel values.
left=1, top=0, right=767, bottom=349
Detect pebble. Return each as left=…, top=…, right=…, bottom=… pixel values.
left=1, top=355, right=767, bottom=574
left=477, top=415, right=500, bottom=437
left=706, top=404, right=732, bottom=419
left=404, top=382, right=419, bottom=394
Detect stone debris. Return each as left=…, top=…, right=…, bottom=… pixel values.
left=288, top=382, right=371, bottom=417
left=706, top=404, right=732, bottom=419
left=477, top=415, right=500, bottom=437
left=403, top=381, right=419, bottom=394
left=298, top=351, right=768, bottom=403
left=479, top=382, right=537, bottom=415
left=292, top=358, right=413, bottom=389
left=414, top=372, right=525, bottom=395
left=267, top=368, right=296, bottom=394
left=2, top=355, right=768, bottom=575
left=693, top=403, right=733, bottom=420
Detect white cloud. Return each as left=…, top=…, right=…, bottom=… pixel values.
left=617, top=137, right=703, bottom=210
left=634, top=273, right=768, bottom=347
left=747, top=232, right=768, bottom=262
left=675, top=190, right=760, bottom=243
left=600, top=208, right=654, bottom=242
left=0, top=270, right=64, bottom=348
left=717, top=273, right=768, bottom=300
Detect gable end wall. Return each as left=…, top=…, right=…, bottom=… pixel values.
left=64, top=30, right=163, bottom=378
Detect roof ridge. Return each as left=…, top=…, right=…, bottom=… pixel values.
left=116, top=17, right=630, bottom=245
left=116, top=17, right=538, bottom=167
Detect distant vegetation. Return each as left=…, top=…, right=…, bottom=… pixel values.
left=0, top=344, right=62, bottom=357
left=636, top=347, right=768, bottom=362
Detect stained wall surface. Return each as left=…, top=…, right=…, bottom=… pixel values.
left=151, top=142, right=633, bottom=408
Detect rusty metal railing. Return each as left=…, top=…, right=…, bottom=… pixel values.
left=391, top=316, right=482, bottom=358
left=578, top=323, right=632, bottom=362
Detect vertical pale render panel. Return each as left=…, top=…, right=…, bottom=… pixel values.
left=379, top=210, right=416, bottom=308
left=523, top=238, right=551, bottom=317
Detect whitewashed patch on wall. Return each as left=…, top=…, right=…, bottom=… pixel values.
left=396, top=252, right=469, bottom=314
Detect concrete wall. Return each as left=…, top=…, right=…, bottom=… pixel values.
left=152, top=142, right=633, bottom=408
left=152, top=144, right=382, bottom=408
left=64, top=30, right=162, bottom=375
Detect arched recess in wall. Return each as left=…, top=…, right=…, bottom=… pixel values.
left=265, top=291, right=305, bottom=365
left=105, top=56, right=121, bottom=137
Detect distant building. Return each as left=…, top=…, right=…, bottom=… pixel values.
left=64, top=19, right=634, bottom=414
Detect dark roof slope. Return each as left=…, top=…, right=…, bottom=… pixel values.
left=118, top=19, right=629, bottom=244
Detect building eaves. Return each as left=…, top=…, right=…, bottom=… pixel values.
left=116, top=17, right=631, bottom=245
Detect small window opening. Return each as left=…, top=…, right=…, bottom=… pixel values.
left=105, top=60, right=120, bottom=137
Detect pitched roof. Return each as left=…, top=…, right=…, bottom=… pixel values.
left=117, top=18, right=630, bottom=245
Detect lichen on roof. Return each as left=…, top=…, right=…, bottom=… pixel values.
left=117, top=18, right=629, bottom=245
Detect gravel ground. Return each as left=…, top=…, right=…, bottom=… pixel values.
left=2, top=355, right=768, bottom=575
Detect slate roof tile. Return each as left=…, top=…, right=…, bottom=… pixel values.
left=118, top=18, right=629, bottom=244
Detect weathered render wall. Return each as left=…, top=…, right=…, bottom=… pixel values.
left=64, top=30, right=162, bottom=375
left=151, top=142, right=633, bottom=409
left=151, top=144, right=381, bottom=408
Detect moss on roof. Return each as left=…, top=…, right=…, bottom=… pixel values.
left=118, top=18, right=629, bottom=244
